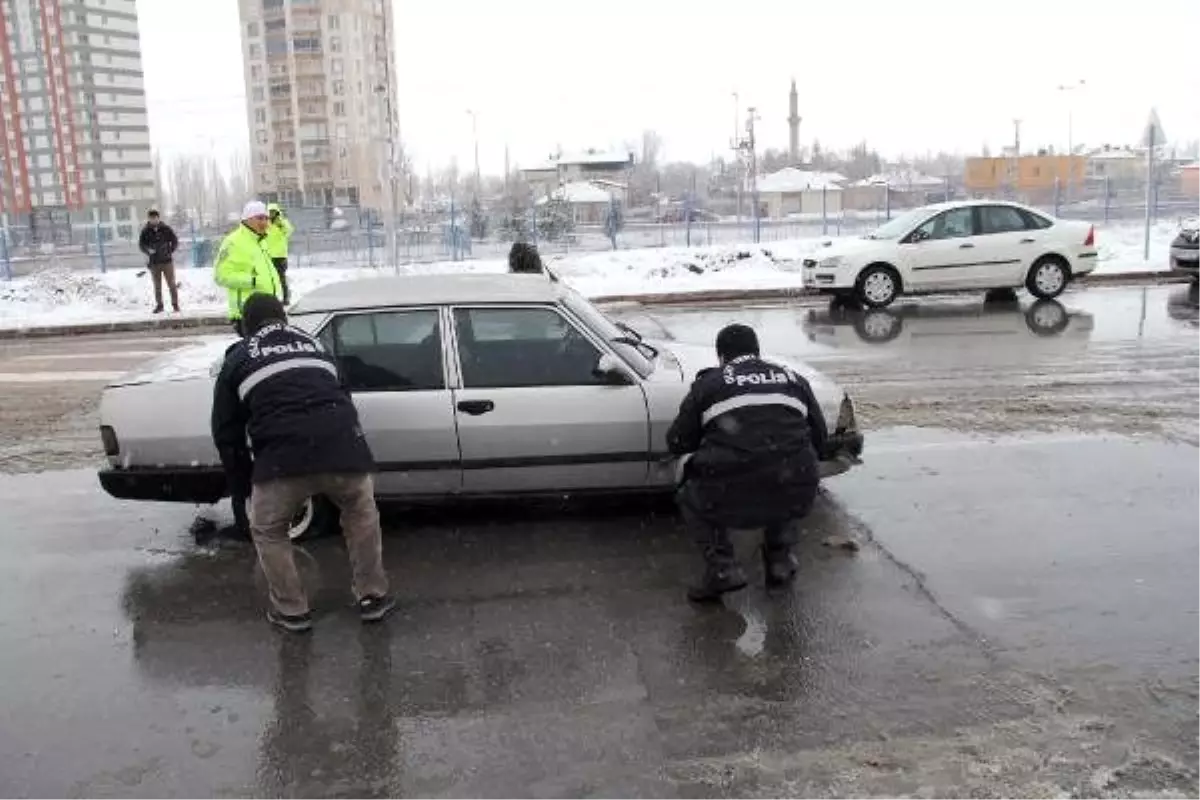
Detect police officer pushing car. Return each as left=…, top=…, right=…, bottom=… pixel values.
left=667, top=323, right=830, bottom=602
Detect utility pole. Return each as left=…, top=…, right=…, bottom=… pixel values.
left=731, top=91, right=741, bottom=226
left=731, top=106, right=760, bottom=242
left=1010, top=118, right=1022, bottom=196
left=376, top=0, right=400, bottom=273
left=503, top=144, right=510, bottom=199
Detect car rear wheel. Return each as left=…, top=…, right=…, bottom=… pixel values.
left=243, top=496, right=336, bottom=542
left=1024, top=300, right=1069, bottom=336
left=1026, top=256, right=1070, bottom=300
left=856, top=265, right=900, bottom=308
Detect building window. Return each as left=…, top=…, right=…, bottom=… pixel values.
left=265, top=18, right=285, bottom=31
left=334, top=102, right=346, bottom=117
left=292, top=36, right=321, bottom=52
left=252, top=87, right=265, bottom=101
left=118, top=224, right=134, bottom=240
left=249, top=44, right=261, bottom=58
left=256, top=129, right=268, bottom=144
left=329, top=36, right=341, bottom=52
left=327, top=14, right=339, bottom=29
left=254, top=108, right=267, bottom=124
left=331, top=58, right=343, bottom=75
left=115, top=206, right=132, bottom=221
left=332, top=80, right=345, bottom=96
left=247, top=21, right=259, bottom=36
left=251, top=65, right=263, bottom=80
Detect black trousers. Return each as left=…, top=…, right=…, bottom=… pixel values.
left=273, top=257, right=289, bottom=303
left=677, top=480, right=814, bottom=571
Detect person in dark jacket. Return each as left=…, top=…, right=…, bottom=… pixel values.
left=137, top=209, right=180, bottom=313
left=667, top=323, right=829, bottom=602
left=211, top=293, right=393, bottom=632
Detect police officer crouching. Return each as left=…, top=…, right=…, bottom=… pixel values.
left=667, top=323, right=829, bottom=602
left=211, top=293, right=394, bottom=632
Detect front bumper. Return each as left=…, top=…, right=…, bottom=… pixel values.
left=1170, top=245, right=1199, bottom=275
left=803, top=259, right=855, bottom=290
left=99, top=467, right=228, bottom=504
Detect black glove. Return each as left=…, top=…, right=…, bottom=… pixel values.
left=822, top=430, right=864, bottom=461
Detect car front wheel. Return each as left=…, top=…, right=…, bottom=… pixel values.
left=856, top=265, right=900, bottom=308
left=1027, top=257, right=1070, bottom=300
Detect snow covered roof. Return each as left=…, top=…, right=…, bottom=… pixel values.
left=526, top=150, right=635, bottom=171
left=537, top=181, right=615, bottom=205
left=1088, top=148, right=1143, bottom=161
left=851, top=170, right=943, bottom=188
left=1181, top=162, right=1200, bottom=171
left=756, top=168, right=847, bottom=193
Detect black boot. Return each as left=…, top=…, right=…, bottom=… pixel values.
left=763, top=546, right=798, bottom=587
left=687, top=564, right=748, bottom=603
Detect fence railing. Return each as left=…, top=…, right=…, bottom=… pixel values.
left=2, top=178, right=1195, bottom=279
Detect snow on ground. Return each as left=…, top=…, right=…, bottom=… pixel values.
left=0, top=221, right=1176, bottom=331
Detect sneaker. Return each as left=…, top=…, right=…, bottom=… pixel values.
left=152, top=305, right=164, bottom=314
left=687, top=566, right=748, bottom=603
left=763, top=547, right=798, bottom=587
left=266, top=609, right=313, bottom=633
left=359, top=594, right=396, bottom=623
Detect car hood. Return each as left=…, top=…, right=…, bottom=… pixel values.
left=658, top=340, right=846, bottom=418
left=809, top=237, right=892, bottom=260
left=107, top=338, right=233, bottom=388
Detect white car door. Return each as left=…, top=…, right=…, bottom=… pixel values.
left=449, top=305, right=651, bottom=494
left=320, top=308, right=463, bottom=497
left=975, top=204, right=1041, bottom=287
left=901, top=206, right=983, bottom=291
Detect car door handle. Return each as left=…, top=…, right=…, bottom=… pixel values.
left=958, top=242, right=975, bottom=249
left=1019, top=238, right=1036, bottom=244
left=456, top=400, right=495, bottom=416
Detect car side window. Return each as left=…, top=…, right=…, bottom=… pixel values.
left=915, top=207, right=976, bottom=240
left=325, top=310, right=444, bottom=392
left=1019, top=209, right=1052, bottom=230
left=454, top=307, right=605, bottom=389
left=979, top=205, right=1029, bottom=235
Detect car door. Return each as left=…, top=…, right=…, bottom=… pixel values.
left=901, top=206, right=982, bottom=291
left=975, top=204, right=1040, bottom=286
left=319, top=308, right=462, bottom=497
left=449, top=305, right=651, bottom=494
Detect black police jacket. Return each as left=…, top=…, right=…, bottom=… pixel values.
left=211, top=322, right=375, bottom=487
left=667, top=355, right=829, bottom=522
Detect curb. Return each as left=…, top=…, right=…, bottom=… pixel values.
left=0, top=270, right=1190, bottom=340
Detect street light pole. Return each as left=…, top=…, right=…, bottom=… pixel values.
left=731, top=91, right=741, bottom=226
left=467, top=109, right=481, bottom=198
left=1056, top=79, right=1085, bottom=205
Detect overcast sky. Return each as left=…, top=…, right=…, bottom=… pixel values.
left=139, top=0, right=1200, bottom=173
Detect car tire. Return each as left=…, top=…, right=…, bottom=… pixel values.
left=1024, top=300, right=1069, bottom=337
left=856, top=265, right=901, bottom=308
left=853, top=309, right=904, bottom=343
left=243, top=495, right=338, bottom=542
left=1026, top=256, right=1070, bottom=300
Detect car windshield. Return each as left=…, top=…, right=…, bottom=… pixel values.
left=865, top=207, right=937, bottom=240
left=560, top=288, right=656, bottom=377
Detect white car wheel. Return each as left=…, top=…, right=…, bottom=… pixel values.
left=243, top=496, right=320, bottom=541
left=857, top=266, right=899, bottom=308
left=1027, top=258, right=1069, bottom=299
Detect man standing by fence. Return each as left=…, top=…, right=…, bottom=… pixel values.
left=264, top=203, right=294, bottom=304
left=137, top=209, right=180, bottom=313
left=214, top=201, right=283, bottom=336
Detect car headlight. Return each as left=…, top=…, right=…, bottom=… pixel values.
left=819, top=256, right=845, bottom=269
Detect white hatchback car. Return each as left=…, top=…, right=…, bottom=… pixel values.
left=803, top=200, right=1099, bottom=307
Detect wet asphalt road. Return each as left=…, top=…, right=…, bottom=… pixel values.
left=0, top=285, right=1197, bottom=797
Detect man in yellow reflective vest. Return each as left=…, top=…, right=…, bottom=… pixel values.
left=214, top=201, right=283, bottom=335
left=264, top=202, right=295, bottom=304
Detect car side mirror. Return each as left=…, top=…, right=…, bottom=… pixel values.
left=909, top=228, right=930, bottom=244
left=594, top=353, right=634, bottom=385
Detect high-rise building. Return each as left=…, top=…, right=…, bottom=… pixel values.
left=0, top=0, right=156, bottom=240
left=238, top=0, right=399, bottom=210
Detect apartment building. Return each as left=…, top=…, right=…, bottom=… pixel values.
left=0, top=0, right=156, bottom=241
left=239, top=0, right=399, bottom=210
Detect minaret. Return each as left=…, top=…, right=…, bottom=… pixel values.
left=788, top=78, right=801, bottom=164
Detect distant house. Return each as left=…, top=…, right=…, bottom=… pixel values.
left=1181, top=164, right=1200, bottom=198
left=521, top=150, right=635, bottom=200
left=844, top=170, right=944, bottom=211
left=1086, top=147, right=1147, bottom=182
left=536, top=180, right=622, bottom=224
left=755, top=168, right=848, bottom=218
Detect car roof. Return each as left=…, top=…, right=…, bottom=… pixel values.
left=289, top=273, right=563, bottom=314
left=918, top=199, right=1041, bottom=213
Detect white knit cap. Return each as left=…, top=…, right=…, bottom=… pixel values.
left=242, top=200, right=268, bottom=219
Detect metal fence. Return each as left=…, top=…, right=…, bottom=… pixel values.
left=2, top=173, right=1195, bottom=279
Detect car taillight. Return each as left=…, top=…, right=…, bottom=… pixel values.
left=100, top=425, right=119, bottom=456
left=1084, top=226, right=1095, bottom=247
